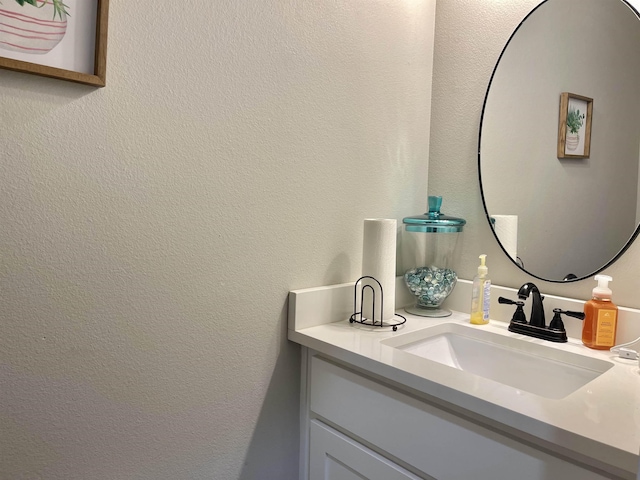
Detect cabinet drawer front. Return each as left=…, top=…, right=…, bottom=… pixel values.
left=310, top=356, right=610, bottom=480
left=310, top=420, right=425, bottom=480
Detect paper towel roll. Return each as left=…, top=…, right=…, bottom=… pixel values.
left=492, top=215, right=518, bottom=262
left=361, top=218, right=397, bottom=322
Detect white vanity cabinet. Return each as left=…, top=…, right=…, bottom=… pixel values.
left=301, top=350, right=620, bottom=480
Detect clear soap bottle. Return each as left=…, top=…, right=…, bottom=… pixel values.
left=470, top=254, right=490, bottom=325
left=582, top=275, right=618, bottom=350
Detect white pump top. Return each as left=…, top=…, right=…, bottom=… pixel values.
left=477, top=254, right=488, bottom=276
left=593, top=274, right=613, bottom=299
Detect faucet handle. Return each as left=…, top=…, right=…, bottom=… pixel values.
left=559, top=309, right=585, bottom=320
left=498, top=296, right=527, bottom=324
left=549, top=308, right=585, bottom=331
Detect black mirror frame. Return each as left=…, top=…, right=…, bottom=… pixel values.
left=477, top=0, right=640, bottom=283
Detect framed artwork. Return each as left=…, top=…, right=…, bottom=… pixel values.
left=0, top=0, right=109, bottom=87
left=557, top=92, right=593, bottom=158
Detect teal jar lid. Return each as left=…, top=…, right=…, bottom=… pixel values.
left=403, top=196, right=466, bottom=233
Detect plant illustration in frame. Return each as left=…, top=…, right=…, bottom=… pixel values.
left=0, top=0, right=70, bottom=55
left=0, top=0, right=109, bottom=86
left=12, top=0, right=70, bottom=20
left=566, top=105, right=584, bottom=135
left=558, top=92, right=593, bottom=159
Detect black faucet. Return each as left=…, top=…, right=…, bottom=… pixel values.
left=517, top=282, right=545, bottom=328
left=501, top=283, right=573, bottom=343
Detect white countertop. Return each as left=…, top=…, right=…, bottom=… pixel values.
left=289, top=304, right=640, bottom=477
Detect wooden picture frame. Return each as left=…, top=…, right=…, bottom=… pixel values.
left=557, top=92, right=593, bottom=158
left=0, top=0, right=109, bottom=87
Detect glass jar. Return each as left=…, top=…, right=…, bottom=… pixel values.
left=402, top=196, right=465, bottom=317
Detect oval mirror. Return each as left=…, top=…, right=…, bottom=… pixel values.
left=479, top=0, right=640, bottom=282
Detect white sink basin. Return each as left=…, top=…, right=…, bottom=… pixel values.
left=381, top=323, right=614, bottom=399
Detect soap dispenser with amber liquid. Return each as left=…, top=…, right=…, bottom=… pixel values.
left=582, top=275, right=618, bottom=350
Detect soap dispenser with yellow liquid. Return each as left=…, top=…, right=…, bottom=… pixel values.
left=470, top=254, right=491, bottom=325
left=582, top=275, right=618, bottom=350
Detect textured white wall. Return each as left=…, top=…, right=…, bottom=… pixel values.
left=430, top=0, right=640, bottom=307
left=0, top=1, right=435, bottom=479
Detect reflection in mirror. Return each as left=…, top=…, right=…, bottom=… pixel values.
left=480, top=0, right=640, bottom=282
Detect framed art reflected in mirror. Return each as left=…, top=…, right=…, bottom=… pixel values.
left=558, top=92, right=593, bottom=159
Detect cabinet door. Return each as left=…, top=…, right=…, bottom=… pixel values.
left=309, top=419, right=427, bottom=480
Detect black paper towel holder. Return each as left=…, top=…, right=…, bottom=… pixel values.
left=349, top=276, right=406, bottom=331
